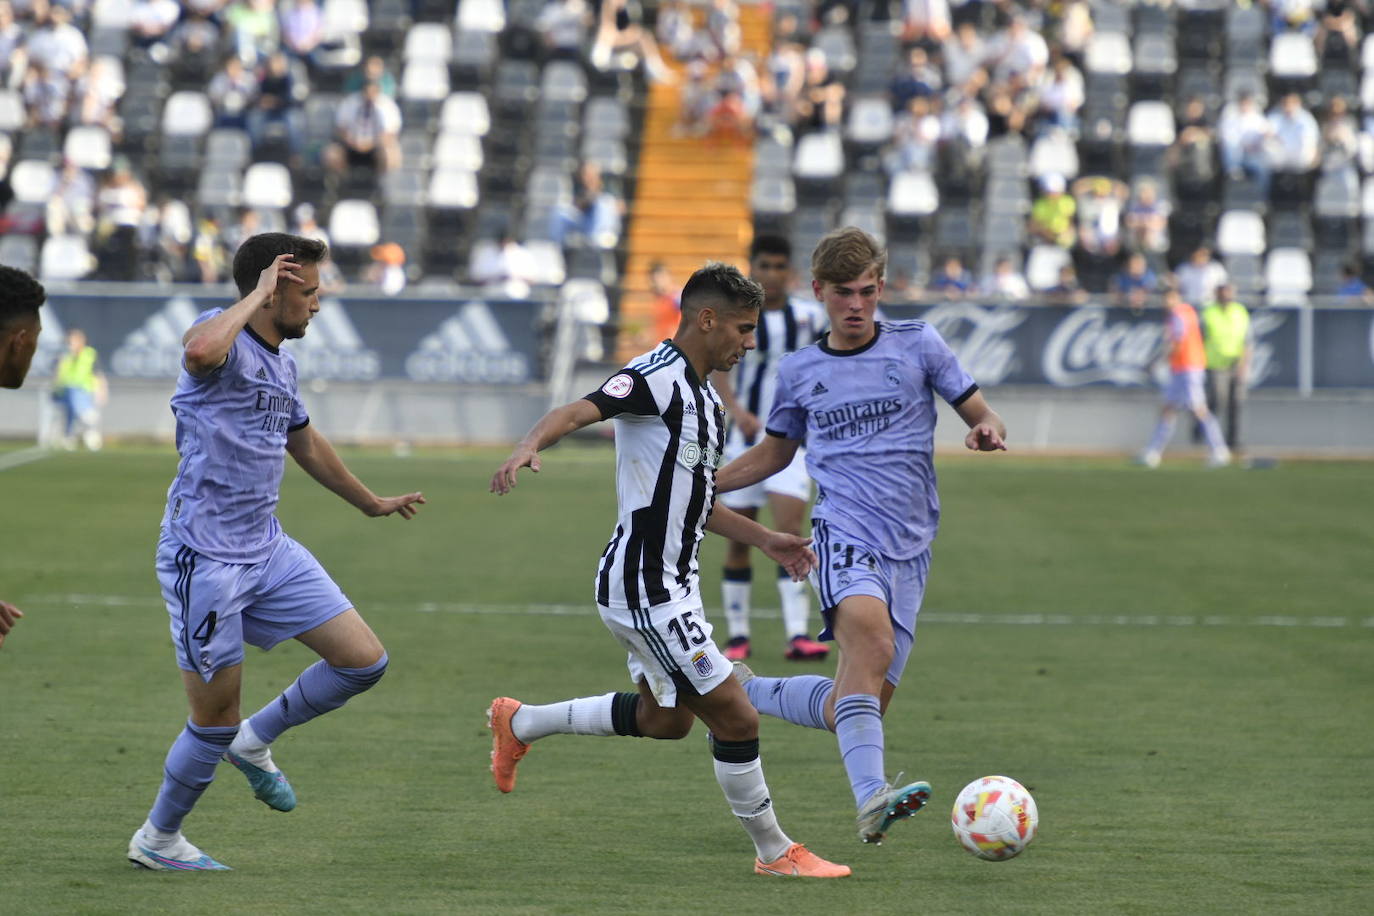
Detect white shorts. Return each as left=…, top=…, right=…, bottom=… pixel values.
left=599, top=592, right=732, bottom=707
left=717, top=437, right=811, bottom=510
left=1164, top=370, right=1207, bottom=410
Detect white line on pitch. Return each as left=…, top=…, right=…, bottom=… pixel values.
left=0, top=446, right=50, bottom=472
left=25, top=594, right=1374, bottom=630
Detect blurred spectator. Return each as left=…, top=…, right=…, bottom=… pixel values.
left=979, top=255, right=1030, bottom=301
left=941, top=21, right=987, bottom=96
left=885, top=95, right=942, bottom=173
left=904, top=0, right=952, bottom=45
left=927, top=253, right=973, bottom=299
left=1170, top=95, right=1217, bottom=188
left=707, top=85, right=752, bottom=145
left=25, top=2, right=87, bottom=80
left=1267, top=91, right=1320, bottom=174
left=715, top=53, right=762, bottom=124
left=144, top=197, right=194, bottom=283
left=1174, top=245, right=1227, bottom=308
left=365, top=242, right=406, bottom=296
left=94, top=159, right=148, bottom=281
left=1029, top=173, right=1076, bottom=248
left=762, top=38, right=806, bottom=135
left=551, top=161, right=622, bottom=248
left=591, top=0, right=673, bottom=84
left=1199, top=282, right=1252, bottom=453
left=207, top=54, right=259, bottom=129
left=324, top=79, right=403, bottom=177
left=792, top=48, right=845, bottom=134
left=1036, top=52, right=1083, bottom=135
left=293, top=202, right=329, bottom=245
left=1046, top=263, right=1087, bottom=304
left=342, top=55, right=397, bottom=97
left=675, top=60, right=714, bottom=136
left=941, top=93, right=989, bottom=150
left=222, top=206, right=261, bottom=252
left=249, top=50, right=305, bottom=161
left=280, top=0, right=325, bottom=63
left=22, top=62, right=70, bottom=129
left=1218, top=92, right=1273, bottom=193
left=0, top=2, right=25, bottom=87
left=45, top=159, right=95, bottom=236
left=226, top=0, right=280, bottom=63
left=1073, top=175, right=1128, bottom=257
left=1125, top=181, right=1170, bottom=254
left=1318, top=96, right=1358, bottom=176
left=538, top=0, right=592, bottom=63
left=1055, top=0, right=1094, bottom=66
left=192, top=214, right=230, bottom=283
left=706, top=0, right=740, bottom=60
left=1317, top=0, right=1363, bottom=62
left=170, top=10, right=222, bottom=84
left=1111, top=252, right=1158, bottom=312
left=74, top=55, right=124, bottom=136
left=470, top=231, right=539, bottom=299
left=51, top=328, right=106, bottom=452
left=129, top=0, right=181, bottom=53
left=889, top=47, right=942, bottom=112
left=647, top=261, right=681, bottom=345
left=1336, top=262, right=1372, bottom=302
left=987, top=15, right=1048, bottom=88
left=985, top=82, right=1033, bottom=138
left=655, top=0, right=697, bottom=61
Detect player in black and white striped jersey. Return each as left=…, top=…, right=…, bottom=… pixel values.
left=712, top=236, right=830, bottom=663
left=485, top=262, right=851, bottom=878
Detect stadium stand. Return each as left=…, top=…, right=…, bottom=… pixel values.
left=0, top=0, right=1371, bottom=345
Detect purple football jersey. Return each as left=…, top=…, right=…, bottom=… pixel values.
left=162, top=310, right=310, bottom=563
left=765, top=320, right=977, bottom=560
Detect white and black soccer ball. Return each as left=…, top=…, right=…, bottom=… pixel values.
left=950, top=775, right=1038, bottom=861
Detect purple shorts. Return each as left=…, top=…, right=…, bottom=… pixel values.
left=809, top=519, right=931, bottom=688
left=156, top=528, right=353, bottom=682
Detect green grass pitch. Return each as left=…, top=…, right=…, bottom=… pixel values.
left=0, top=444, right=1371, bottom=915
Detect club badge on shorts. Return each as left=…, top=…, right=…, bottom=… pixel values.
left=691, top=650, right=714, bottom=677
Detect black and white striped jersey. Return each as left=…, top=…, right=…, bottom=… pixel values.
left=727, top=296, right=828, bottom=448
left=583, top=340, right=727, bottom=610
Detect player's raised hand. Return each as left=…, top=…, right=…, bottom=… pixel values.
left=491, top=447, right=541, bottom=495
left=257, top=253, right=303, bottom=299
left=369, top=492, right=426, bottom=519
left=964, top=423, right=1007, bottom=452
left=0, top=600, right=24, bottom=649
left=761, top=533, right=817, bottom=581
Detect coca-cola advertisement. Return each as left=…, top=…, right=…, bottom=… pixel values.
left=883, top=302, right=1302, bottom=389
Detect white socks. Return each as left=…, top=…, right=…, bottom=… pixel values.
left=714, top=757, right=792, bottom=863
left=511, top=694, right=616, bottom=743
left=722, top=579, right=751, bottom=640
left=778, top=576, right=811, bottom=639
left=228, top=719, right=278, bottom=772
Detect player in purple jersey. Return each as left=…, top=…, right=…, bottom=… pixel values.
left=128, top=234, right=425, bottom=871
left=716, top=227, right=1007, bottom=846
left=0, top=264, right=46, bottom=649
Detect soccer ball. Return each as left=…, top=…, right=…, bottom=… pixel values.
left=950, top=775, right=1038, bottom=861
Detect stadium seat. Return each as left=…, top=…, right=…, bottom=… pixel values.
left=90, top=0, right=132, bottom=29
left=433, top=132, right=484, bottom=171
left=243, top=163, right=294, bottom=210
left=1265, top=248, right=1313, bottom=303
left=1127, top=101, right=1176, bottom=146
left=405, top=22, right=454, bottom=63
left=934, top=207, right=977, bottom=256
left=754, top=137, right=793, bottom=177
left=527, top=167, right=573, bottom=208
left=584, top=97, right=629, bottom=140
left=402, top=61, right=452, bottom=101
left=793, top=132, right=844, bottom=181
left=541, top=61, right=589, bottom=105
left=10, top=160, right=57, bottom=204
left=39, top=235, right=94, bottom=280
left=751, top=175, right=796, bottom=218
left=1216, top=210, right=1266, bottom=257
left=0, top=234, right=37, bottom=273
left=452, top=29, right=497, bottom=86
left=1315, top=171, right=1360, bottom=220
left=984, top=176, right=1031, bottom=215
left=382, top=168, right=429, bottom=207
left=1270, top=32, right=1318, bottom=81
left=204, top=129, right=252, bottom=170
left=1085, top=32, right=1133, bottom=76
left=841, top=203, right=885, bottom=245
left=887, top=171, right=939, bottom=218
left=63, top=126, right=113, bottom=171
left=457, top=0, right=507, bottom=33
left=197, top=168, right=243, bottom=209
left=317, top=0, right=367, bottom=71
left=440, top=92, right=491, bottom=136
left=845, top=96, right=894, bottom=148
left=524, top=239, right=566, bottom=286
left=162, top=92, right=213, bottom=138
left=581, top=136, right=627, bottom=176
left=1028, top=131, right=1079, bottom=180
left=429, top=168, right=480, bottom=209
left=1026, top=245, right=1072, bottom=291
left=1225, top=254, right=1264, bottom=296
left=986, top=135, right=1028, bottom=177
left=813, top=26, right=857, bottom=76
left=329, top=199, right=381, bottom=247
left=982, top=214, right=1026, bottom=251
left=0, top=90, right=23, bottom=132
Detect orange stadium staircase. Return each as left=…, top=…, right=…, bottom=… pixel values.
left=616, top=2, right=773, bottom=359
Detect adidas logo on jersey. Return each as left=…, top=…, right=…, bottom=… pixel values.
left=683, top=401, right=697, bottom=414
left=111, top=296, right=204, bottom=377
left=255, top=367, right=268, bottom=381
left=405, top=302, right=530, bottom=383
left=811, top=381, right=829, bottom=395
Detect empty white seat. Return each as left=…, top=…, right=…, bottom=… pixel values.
left=10, top=160, right=57, bottom=204
left=457, top=0, right=506, bottom=33
left=428, top=168, right=479, bottom=209
left=204, top=129, right=251, bottom=168
left=402, top=61, right=451, bottom=100
left=1127, top=101, right=1176, bottom=146
left=1085, top=32, right=1132, bottom=75
left=197, top=168, right=242, bottom=207
left=404, top=23, right=453, bottom=63
left=1216, top=210, right=1266, bottom=257
left=1315, top=171, right=1359, bottom=219
left=433, top=132, right=484, bottom=171
left=1270, top=32, right=1318, bottom=78
left=524, top=239, right=566, bottom=286
left=1028, top=130, right=1079, bottom=180
left=1265, top=247, right=1313, bottom=301
left=90, top=0, right=132, bottom=29
left=63, top=126, right=113, bottom=170
left=527, top=167, right=572, bottom=206
left=1026, top=245, right=1072, bottom=291
left=242, top=162, right=294, bottom=209
left=0, top=234, right=38, bottom=272
left=793, top=131, right=844, bottom=179
left=584, top=97, right=629, bottom=139
left=887, top=171, right=939, bottom=217
left=439, top=92, right=490, bottom=136
left=846, top=96, right=894, bottom=145
left=322, top=0, right=369, bottom=36
left=751, top=175, right=796, bottom=215
left=329, top=199, right=380, bottom=246
left=541, top=61, right=587, bottom=104
left=162, top=91, right=213, bottom=137
left=40, top=235, right=94, bottom=280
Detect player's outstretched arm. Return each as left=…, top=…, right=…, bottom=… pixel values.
left=286, top=424, right=425, bottom=518
left=955, top=391, right=1008, bottom=452
left=490, top=398, right=604, bottom=495
left=706, top=504, right=816, bottom=580
left=182, top=254, right=303, bottom=376
left=0, top=599, right=24, bottom=649
left=715, top=433, right=800, bottom=492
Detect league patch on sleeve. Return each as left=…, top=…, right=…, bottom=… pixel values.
left=601, top=374, right=635, bottom=398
